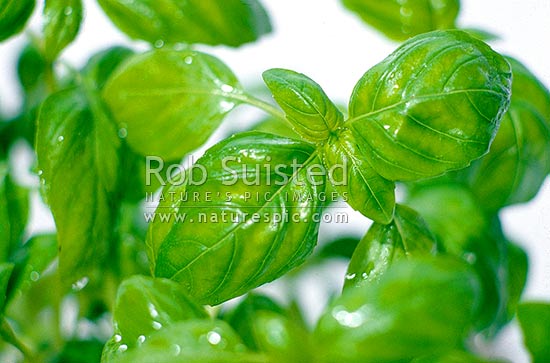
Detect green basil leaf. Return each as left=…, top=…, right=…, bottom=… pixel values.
left=97, top=0, right=271, bottom=47
left=36, top=86, right=121, bottom=287
left=0, top=263, right=14, bottom=311
left=105, top=320, right=264, bottom=363
left=406, top=184, right=508, bottom=333
left=461, top=57, right=550, bottom=212
left=504, top=241, right=528, bottom=321
left=54, top=339, right=104, bottom=363
left=345, top=204, right=436, bottom=288
left=224, top=293, right=285, bottom=351
left=349, top=30, right=512, bottom=181
left=251, top=116, right=300, bottom=139
left=0, top=164, right=29, bottom=261
left=5, top=234, right=57, bottom=302
left=251, top=310, right=316, bottom=362
left=412, top=351, right=508, bottom=363
left=0, top=0, right=35, bottom=41
left=315, top=257, right=481, bottom=362
left=263, top=68, right=343, bottom=143
left=109, top=275, right=206, bottom=352
left=17, top=43, right=48, bottom=108
left=322, top=129, right=395, bottom=223
left=148, top=132, right=325, bottom=305
left=317, top=236, right=361, bottom=260
left=103, top=49, right=244, bottom=161
left=43, top=0, right=83, bottom=61
left=82, top=46, right=135, bottom=91
left=517, top=302, right=550, bottom=363
left=342, top=0, right=459, bottom=41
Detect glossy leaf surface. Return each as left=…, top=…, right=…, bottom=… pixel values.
left=103, top=49, right=244, bottom=161
left=315, top=257, right=481, bottom=362
left=0, top=0, right=35, bottom=41
left=322, top=129, right=395, bottom=223
left=106, top=320, right=263, bottom=363
left=517, top=302, right=550, bottom=363
left=0, top=165, right=29, bottom=261
left=406, top=184, right=508, bottom=333
left=345, top=204, right=436, bottom=288
left=460, top=57, right=550, bottom=212
left=147, top=132, right=325, bottom=305
left=110, top=276, right=206, bottom=351
left=342, top=0, right=459, bottom=41
left=43, top=0, right=83, bottom=61
left=263, top=68, right=343, bottom=142
left=349, top=30, right=512, bottom=181
left=36, top=86, right=120, bottom=286
left=97, top=0, right=271, bottom=47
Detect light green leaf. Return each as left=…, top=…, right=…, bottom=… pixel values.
left=251, top=116, right=300, bottom=140
left=0, top=164, right=29, bottom=261
left=504, top=241, right=528, bottom=322
left=342, top=0, right=460, bottom=41
left=43, top=0, right=83, bottom=61
left=412, top=351, right=508, bottom=363
left=97, top=0, right=271, bottom=47
left=107, top=275, right=206, bottom=353
left=263, top=68, right=343, bottom=143
left=460, top=57, right=550, bottom=212
left=0, top=0, right=35, bottom=41
left=322, top=129, right=395, bottom=223
left=345, top=204, right=435, bottom=288
left=148, top=132, right=325, bottom=305
left=0, top=263, right=14, bottom=311
left=103, top=49, right=244, bottom=161
left=106, top=320, right=265, bottom=363
left=36, top=86, right=120, bottom=287
left=349, top=30, right=512, bottom=181
left=406, top=184, right=508, bottom=334
left=315, top=257, right=481, bottom=362
left=517, top=302, right=550, bottom=363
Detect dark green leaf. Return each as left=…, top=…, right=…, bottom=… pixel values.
left=517, top=302, right=550, bottom=363
left=460, top=57, right=550, bottom=212
left=105, top=320, right=265, bottom=363
left=345, top=204, right=436, bottom=288
left=5, top=234, right=57, bottom=302
left=53, top=339, right=104, bottom=363
left=0, top=164, right=29, bottom=261
left=43, top=0, right=83, bottom=61
left=17, top=43, right=48, bottom=107
left=263, top=68, right=343, bottom=143
left=103, top=49, right=244, bottom=161
left=317, top=236, right=361, bottom=260
left=349, top=30, right=512, bottom=181
left=224, top=293, right=285, bottom=351
left=0, top=0, right=35, bottom=41
left=97, top=0, right=271, bottom=47
left=406, top=184, right=508, bottom=333
left=0, top=263, right=14, bottom=311
left=322, top=129, right=395, bottom=223
left=82, top=46, right=135, bottom=91
left=148, top=132, right=325, bottom=305
left=342, top=0, right=460, bottom=41
left=314, top=257, right=481, bottom=362
left=36, top=86, right=121, bottom=287
left=108, top=275, right=206, bottom=352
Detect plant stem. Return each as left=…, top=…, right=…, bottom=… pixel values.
left=0, top=317, right=35, bottom=360
left=235, top=93, right=288, bottom=123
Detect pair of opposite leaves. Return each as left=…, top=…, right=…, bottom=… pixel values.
left=130, top=30, right=512, bottom=306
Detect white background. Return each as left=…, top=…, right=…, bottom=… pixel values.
left=1, top=1, right=549, bottom=362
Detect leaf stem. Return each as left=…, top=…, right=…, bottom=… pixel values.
left=236, top=93, right=287, bottom=122
left=0, top=317, right=36, bottom=360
